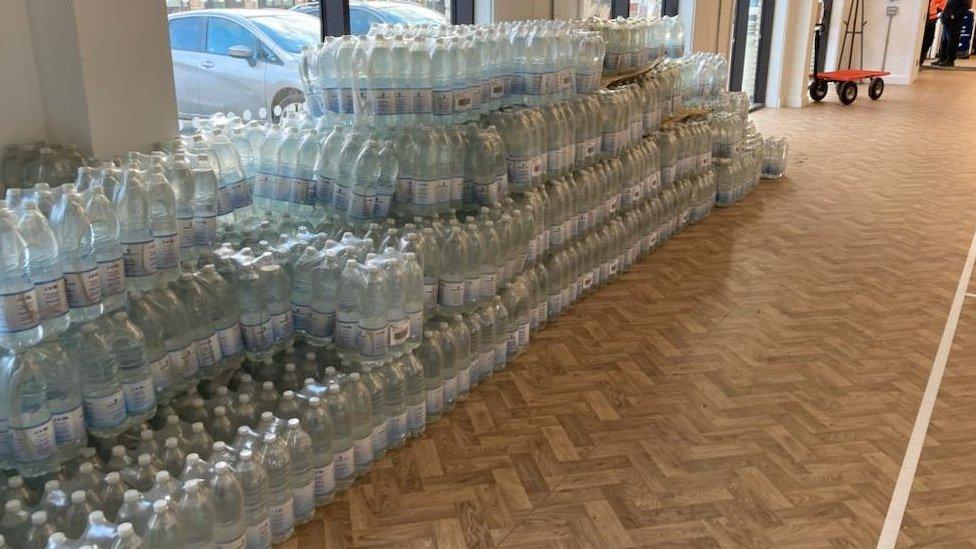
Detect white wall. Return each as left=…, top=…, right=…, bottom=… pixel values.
left=0, top=0, right=47, bottom=148
left=4, top=0, right=179, bottom=159
left=766, top=0, right=819, bottom=107
left=481, top=0, right=558, bottom=21
left=824, top=0, right=926, bottom=84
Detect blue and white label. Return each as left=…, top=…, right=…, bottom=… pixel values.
left=193, top=216, right=217, bottom=247
left=388, top=411, right=407, bottom=442
left=155, top=233, right=179, bottom=270
left=305, top=309, right=335, bottom=339
left=407, top=402, right=426, bottom=431
left=272, top=311, right=294, bottom=342
left=356, top=326, right=388, bottom=358
left=245, top=519, right=271, bottom=549
left=10, top=419, right=56, bottom=463
left=196, top=333, right=222, bottom=368
left=150, top=356, right=173, bottom=392
left=98, top=257, right=125, bottom=297
left=335, top=447, right=355, bottom=480
left=243, top=320, right=274, bottom=352
left=294, top=481, right=315, bottom=519
left=123, top=377, right=156, bottom=414
left=269, top=500, right=294, bottom=540
left=83, top=390, right=127, bottom=429
left=51, top=405, right=85, bottom=446
left=217, top=323, right=245, bottom=357
left=425, top=386, right=443, bottom=416
left=314, top=462, right=336, bottom=499
left=353, top=435, right=372, bottom=467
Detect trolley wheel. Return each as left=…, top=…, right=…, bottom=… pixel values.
left=837, top=81, right=858, bottom=105
left=809, top=79, right=829, bottom=101
left=868, top=77, right=884, bottom=100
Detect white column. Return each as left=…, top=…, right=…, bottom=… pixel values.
left=23, top=0, right=180, bottom=159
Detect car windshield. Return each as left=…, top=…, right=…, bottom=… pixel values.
left=381, top=5, right=447, bottom=24
left=248, top=13, right=319, bottom=54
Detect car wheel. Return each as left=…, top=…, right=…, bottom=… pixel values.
left=272, top=88, right=305, bottom=122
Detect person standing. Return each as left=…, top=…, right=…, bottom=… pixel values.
left=933, top=0, right=973, bottom=66
left=922, top=0, right=948, bottom=65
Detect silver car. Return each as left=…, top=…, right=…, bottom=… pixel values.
left=168, top=9, right=319, bottom=119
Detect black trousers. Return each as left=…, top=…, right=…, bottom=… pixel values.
left=941, top=20, right=963, bottom=62
left=921, top=19, right=938, bottom=64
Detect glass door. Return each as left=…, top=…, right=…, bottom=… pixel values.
left=729, top=0, right=776, bottom=106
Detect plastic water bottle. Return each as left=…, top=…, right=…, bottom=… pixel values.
left=0, top=500, right=29, bottom=547
left=111, top=522, right=142, bottom=549
left=191, top=155, right=218, bottom=254
left=62, top=491, right=93, bottom=539
left=80, top=510, right=117, bottom=548
left=18, top=202, right=69, bottom=338
left=64, top=323, right=128, bottom=437
left=417, top=331, right=444, bottom=422
left=236, top=449, right=271, bottom=549
left=144, top=499, right=185, bottom=548
left=300, top=396, right=334, bottom=506
left=147, top=170, right=180, bottom=280
left=114, top=169, right=157, bottom=292
left=197, top=266, right=244, bottom=375
left=0, top=350, right=57, bottom=475
left=237, top=266, right=274, bottom=360
left=25, top=510, right=56, bottom=548
left=257, top=261, right=294, bottom=352
left=174, top=273, right=222, bottom=380
left=40, top=480, right=69, bottom=531
left=116, top=490, right=152, bottom=537
left=176, top=479, right=214, bottom=549
left=324, top=373, right=354, bottom=491
left=0, top=214, right=42, bottom=349
left=257, top=433, right=293, bottom=544
left=284, top=418, right=314, bottom=525
left=101, top=472, right=126, bottom=522
left=335, top=260, right=362, bottom=358
left=85, top=187, right=126, bottom=314
left=211, top=461, right=246, bottom=548
left=50, top=190, right=102, bottom=323
left=33, top=340, right=84, bottom=462
left=104, top=312, right=157, bottom=424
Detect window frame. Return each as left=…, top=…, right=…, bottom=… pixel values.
left=205, top=15, right=260, bottom=58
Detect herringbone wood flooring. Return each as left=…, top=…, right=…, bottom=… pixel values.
left=280, top=70, right=976, bottom=547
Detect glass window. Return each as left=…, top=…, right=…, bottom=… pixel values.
left=249, top=13, right=320, bottom=52
left=350, top=8, right=380, bottom=35
left=169, top=17, right=206, bottom=52
left=740, top=0, right=764, bottom=102
left=380, top=4, right=448, bottom=25
left=207, top=17, right=258, bottom=56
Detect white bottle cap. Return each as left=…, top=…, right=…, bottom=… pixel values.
left=153, top=500, right=168, bottom=513
left=70, top=490, right=86, bottom=504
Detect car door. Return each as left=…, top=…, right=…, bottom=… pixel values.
left=196, top=16, right=267, bottom=116
left=168, top=16, right=208, bottom=117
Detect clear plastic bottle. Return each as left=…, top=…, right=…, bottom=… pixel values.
left=237, top=266, right=274, bottom=360
left=116, top=490, right=152, bottom=537
left=85, top=187, right=126, bottom=314
left=284, top=418, right=314, bottom=526
left=0, top=350, right=59, bottom=475
left=144, top=499, right=185, bottom=548
left=103, top=311, right=157, bottom=424
left=237, top=449, right=271, bottom=549
left=50, top=190, right=102, bottom=324
left=18, top=202, right=69, bottom=338
left=25, top=510, right=56, bottom=549
left=176, top=479, right=214, bottom=549
left=62, top=491, right=93, bottom=539
left=360, top=364, right=388, bottom=460
left=63, top=323, right=128, bottom=437
left=174, top=273, right=222, bottom=380
left=191, top=155, right=219, bottom=254
left=257, top=432, right=293, bottom=544
left=211, top=461, right=246, bottom=548
left=300, top=396, right=335, bottom=506
left=0, top=214, right=42, bottom=348
left=114, top=169, right=157, bottom=292
left=417, top=330, right=444, bottom=423
left=197, top=266, right=245, bottom=376
left=147, top=170, right=180, bottom=280
left=0, top=499, right=30, bottom=547
left=81, top=509, right=117, bottom=548
left=34, top=339, right=85, bottom=462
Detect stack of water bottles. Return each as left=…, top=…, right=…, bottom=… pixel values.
left=0, top=15, right=788, bottom=547
left=579, top=16, right=683, bottom=75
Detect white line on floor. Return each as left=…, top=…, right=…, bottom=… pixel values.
left=877, top=227, right=976, bottom=548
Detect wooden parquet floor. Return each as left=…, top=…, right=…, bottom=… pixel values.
left=281, top=71, right=976, bottom=548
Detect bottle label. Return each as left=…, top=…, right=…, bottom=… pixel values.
left=314, top=461, right=336, bottom=498
left=217, top=323, right=245, bottom=357
left=216, top=184, right=234, bottom=216
left=122, top=240, right=157, bottom=278
left=245, top=519, right=271, bottom=549
left=196, top=333, right=222, bottom=367
left=408, top=310, right=423, bottom=342
left=347, top=192, right=370, bottom=220
left=122, top=376, right=156, bottom=414
left=412, top=179, right=439, bottom=205
left=506, top=330, right=517, bottom=355
left=413, top=89, right=433, bottom=115
left=444, top=373, right=458, bottom=402
left=356, top=326, right=388, bottom=358
left=480, top=272, right=497, bottom=298
left=231, top=179, right=252, bottom=209
left=150, top=356, right=173, bottom=391
left=36, top=277, right=68, bottom=321
left=432, top=90, right=454, bottom=115
left=548, top=148, right=564, bottom=174
left=335, top=319, right=357, bottom=349
left=292, top=303, right=310, bottom=333
left=10, top=418, right=56, bottom=463
left=64, top=267, right=102, bottom=309
left=464, top=277, right=481, bottom=305
left=271, top=311, right=294, bottom=342
left=371, top=421, right=387, bottom=452
left=51, top=404, right=85, bottom=446
left=438, top=280, right=465, bottom=308
left=353, top=435, right=372, bottom=467
left=0, top=288, right=41, bottom=333
left=394, top=177, right=412, bottom=203
left=374, top=194, right=392, bottom=218
left=294, top=481, right=315, bottom=518
left=459, top=366, right=471, bottom=394
left=517, top=321, right=530, bottom=349
left=98, top=256, right=125, bottom=297
left=83, top=390, right=127, bottom=429
left=315, top=175, right=333, bottom=206
left=450, top=177, right=464, bottom=202
left=243, top=320, right=274, bottom=352
left=494, top=341, right=507, bottom=365
left=388, top=318, right=409, bottom=347
left=475, top=179, right=499, bottom=205
left=395, top=89, right=412, bottom=114
left=507, top=157, right=534, bottom=186
left=426, top=386, right=443, bottom=416
left=335, top=446, right=355, bottom=479
left=388, top=411, right=408, bottom=441
left=306, top=308, right=335, bottom=339
left=407, top=401, right=426, bottom=431
left=154, top=233, right=179, bottom=270
left=424, top=281, right=437, bottom=309
left=193, top=215, right=217, bottom=247
left=371, top=89, right=396, bottom=115
left=269, top=499, right=294, bottom=539
left=491, top=77, right=505, bottom=99
left=480, top=350, right=494, bottom=376
left=177, top=217, right=194, bottom=250
left=436, top=180, right=450, bottom=204
left=217, top=535, right=246, bottom=549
